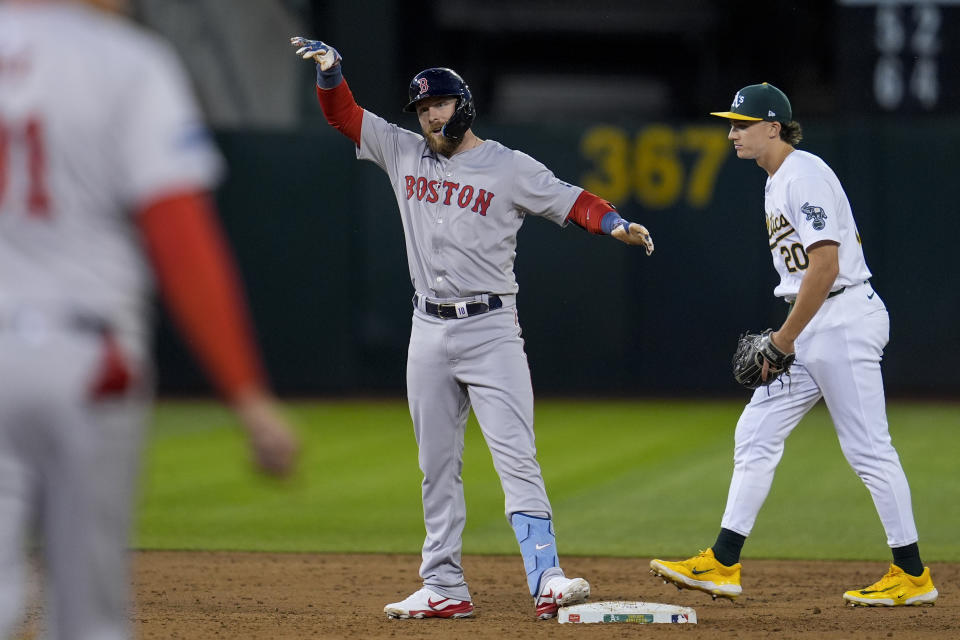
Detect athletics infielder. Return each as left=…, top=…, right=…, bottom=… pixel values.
left=649, top=83, right=937, bottom=607
left=291, top=37, right=653, bottom=619
left=0, top=2, right=297, bottom=638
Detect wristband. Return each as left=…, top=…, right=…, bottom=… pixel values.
left=600, top=211, right=629, bottom=235
left=317, top=63, right=343, bottom=89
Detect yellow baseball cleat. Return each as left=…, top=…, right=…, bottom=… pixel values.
left=649, top=548, right=742, bottom=600
left=843, top=565, right=938, bottom=607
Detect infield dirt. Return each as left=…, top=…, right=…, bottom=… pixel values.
left=121, top=551, right=960, bottom=639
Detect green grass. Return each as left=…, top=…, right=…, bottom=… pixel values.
left=135, top=399, right=959, bottom=562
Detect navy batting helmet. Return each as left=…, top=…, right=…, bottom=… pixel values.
left=403, top=67, right=476, bottom=140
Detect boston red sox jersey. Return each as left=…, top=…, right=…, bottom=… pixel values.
left=358, top=111, right=582, bottom=298
left=0, top=2, right=223, bottom=344
left=764, top=150, right=871, bottom=299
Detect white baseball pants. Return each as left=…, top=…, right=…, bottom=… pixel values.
left=721, top=282, right=919, bottom=547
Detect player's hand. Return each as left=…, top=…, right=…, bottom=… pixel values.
left=763, top=331, right=795, bottom=382
left=233, top=390, right=299, bottom=476
left=290, top=36, right=341, bottom=71
left=764, top=330, right=796, bottom=380
left=611, top=222, right=654, bottom=255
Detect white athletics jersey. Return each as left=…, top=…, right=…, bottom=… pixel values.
left=764, top=150, right=871, bottom=299
left=0, top=3, right=223, bottom=343
left=358, top=111, right=581, bottom=298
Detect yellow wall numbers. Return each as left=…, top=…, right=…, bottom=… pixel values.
left=580, top=125, right=730, bottom=209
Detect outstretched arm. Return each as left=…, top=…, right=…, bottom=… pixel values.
left=290, top=37, right=363, bottom=145
left=565, top=190, right=654, bottom=255
left=138, top=190, right=298, bottom=475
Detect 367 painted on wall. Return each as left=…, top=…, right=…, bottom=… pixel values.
left=580, top=124, right=730, bottom=209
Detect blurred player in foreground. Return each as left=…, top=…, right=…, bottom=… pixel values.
left=0, top=0, right=298, bottom=637
left=649, top=83, right=936, bottom=608
left=290, top=36, right=654, bottom=620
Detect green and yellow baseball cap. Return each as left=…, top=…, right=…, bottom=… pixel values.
left=710, top=83, right=792, bottom=123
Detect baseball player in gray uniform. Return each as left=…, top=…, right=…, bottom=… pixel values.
left=649, top=83, right=937, bottom=607
left=0, top=2, right=297, bottom=638
left=291, top=37, right=654, bottom=619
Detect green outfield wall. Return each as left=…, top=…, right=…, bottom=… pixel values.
left=154, top=119, right=960, bottom=397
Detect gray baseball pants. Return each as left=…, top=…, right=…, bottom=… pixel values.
left=0, top=327, right=147, bottom=640
left=407, top=303, right=553, bottom=601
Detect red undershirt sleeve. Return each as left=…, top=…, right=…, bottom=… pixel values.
left=137, top=190, right=266, bottom=401
left=316, top=79, right=364, bottom=146
left=565, top=190, right=617, bottom=234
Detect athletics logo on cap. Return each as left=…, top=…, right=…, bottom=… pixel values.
left=417, top=77, right=429, bottom=96
left=710, top=83, right=792, bottom=123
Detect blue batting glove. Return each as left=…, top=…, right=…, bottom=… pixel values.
left=290, top=36, right=342, bottom=71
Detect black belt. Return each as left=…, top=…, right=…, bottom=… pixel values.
left=786, top=286, right=846, bottom=313
left=414, top=294, right=503, bottom=319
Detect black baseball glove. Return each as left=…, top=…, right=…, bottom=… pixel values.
left=732, top=329, right=796, bottom=389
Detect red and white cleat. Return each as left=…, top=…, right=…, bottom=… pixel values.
left=535, top=576, right=590, bottom=619
left=384, top=587, right=475, bottom=619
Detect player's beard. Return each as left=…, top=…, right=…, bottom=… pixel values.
left=423, top=125, right=459, bottom=156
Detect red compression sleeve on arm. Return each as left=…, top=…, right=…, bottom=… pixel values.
left=138, top=191, right=266, bottom=400
left=316, top=79, right=364, bottom=145
left=565, top=190, right=617, bottom=234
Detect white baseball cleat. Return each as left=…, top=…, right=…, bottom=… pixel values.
left=384, top=587, right=475, bottom=619
left=535, top=576, right=591, bottom=619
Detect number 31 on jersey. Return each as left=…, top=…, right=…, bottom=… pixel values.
left=0, top=115, right=51, bottom=218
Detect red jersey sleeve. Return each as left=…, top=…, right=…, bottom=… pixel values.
left=137, top=190, right=266, bottom=400
left=316, top=79, right=364, bottom=145
left=565, top=190, right=617, bottom=234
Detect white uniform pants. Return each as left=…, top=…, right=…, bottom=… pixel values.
left=721, top=282, right=919, bottom=547
left=407, top=304, right=552, bottom=601
left=0, top=328, right=147, bottom=640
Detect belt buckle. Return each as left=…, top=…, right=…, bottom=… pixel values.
left=421, top=296, right=496, bottom=319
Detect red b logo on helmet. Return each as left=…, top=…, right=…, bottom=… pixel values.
left=417, top=77, right=429, bottom=95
